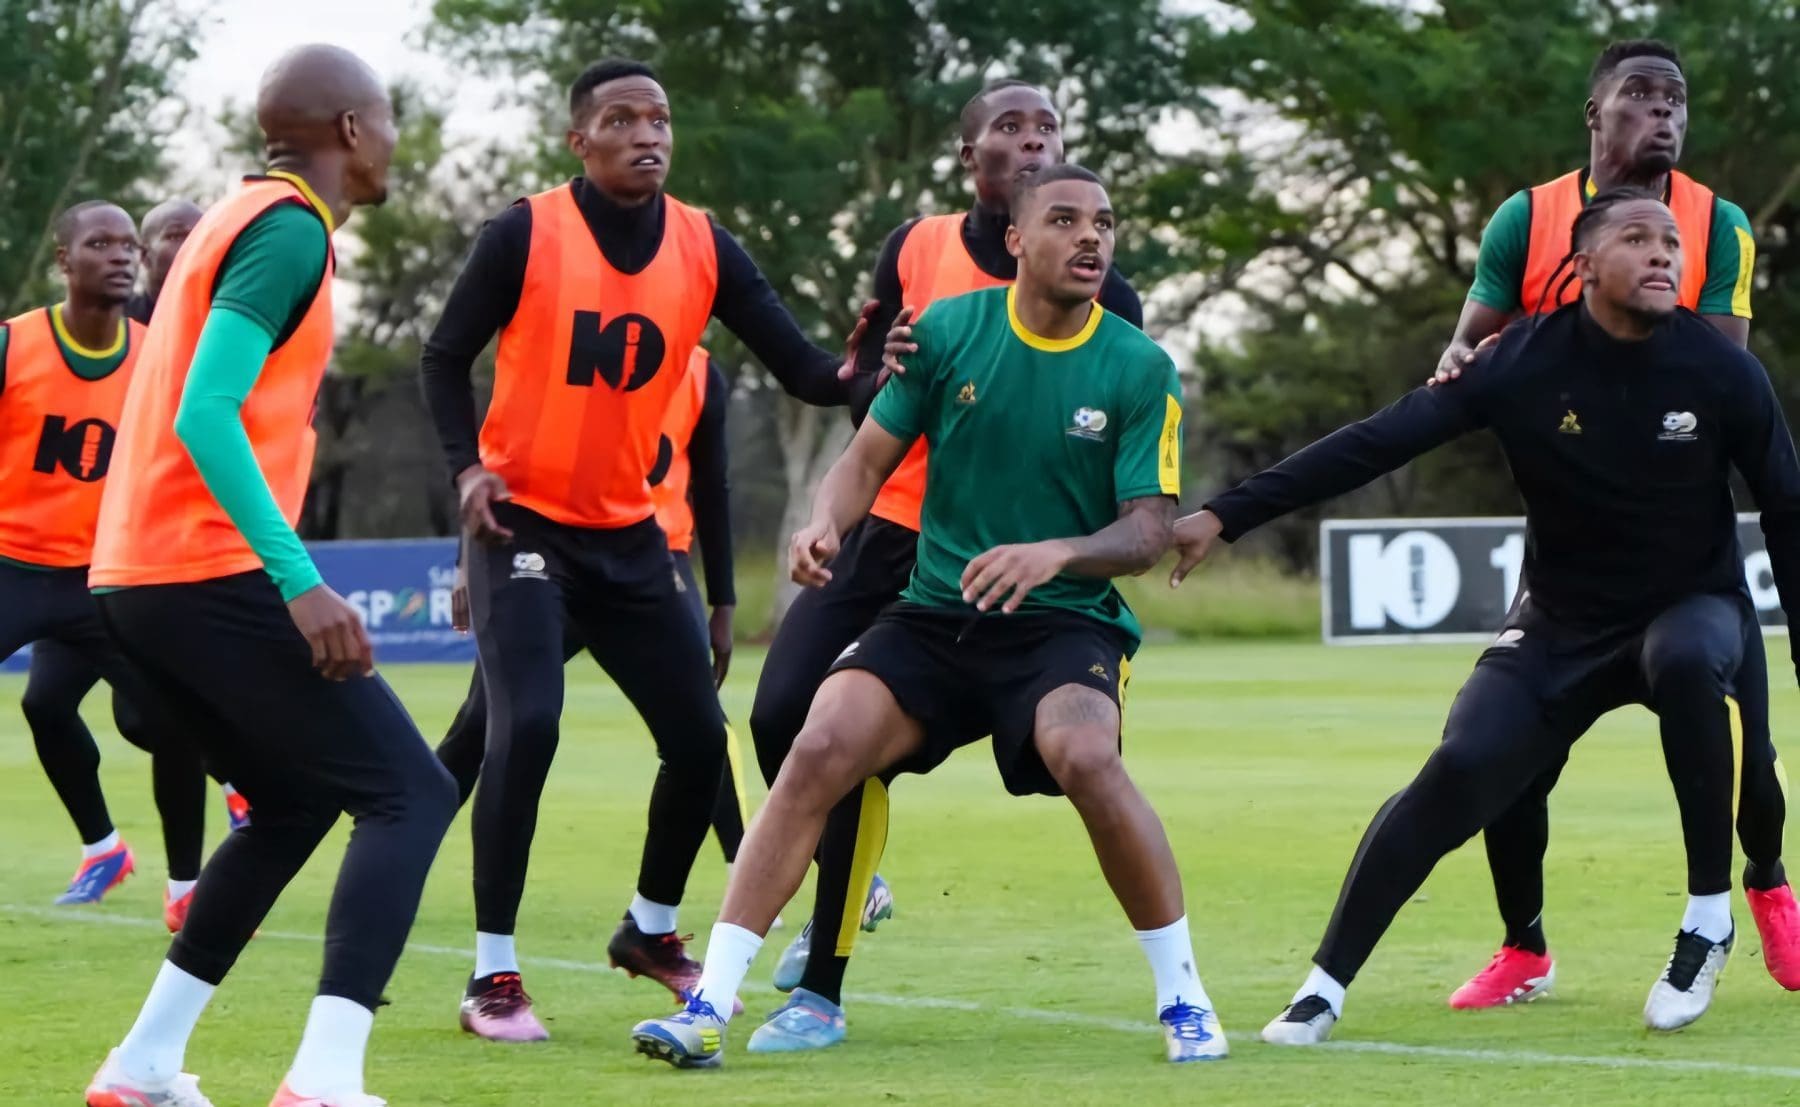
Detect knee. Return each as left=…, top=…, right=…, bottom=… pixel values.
left=20, top=683, right=78, bottom=734
left=773, top=723, right=863, bottom=807
left=1644, top=639, right=1731, bottom=703
left=404, top=757, right=460, bottom=831
left=1037, top=726, right=1127, bottom=800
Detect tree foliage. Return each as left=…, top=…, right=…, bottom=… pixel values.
left=0, top=0, right=199, bottom=312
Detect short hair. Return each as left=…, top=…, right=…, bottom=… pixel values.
left=53, top=200, right=122, bottom=247
left=1589, top=39, right=1683, bottom=95
left=960, top=78, right=1045, bottom=143
left=1012, top=163, right=1106, bottom=212
left=1532, top=185, right=1665, bottom=314
left=569, top=58, right=658, bottom=125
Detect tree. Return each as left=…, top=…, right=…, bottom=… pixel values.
left=425, top=0, right=1197, bottom=625
left=1161, top=0, right=1800, bottom=568
left=0, top=0, right=199, bottom=313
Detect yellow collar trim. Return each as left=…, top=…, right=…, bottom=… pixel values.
left=266, top=170, right=336, bottom=234
left=51, top=303, right=125, bottom=359
left=1006, top=285, right=1102, bottom=352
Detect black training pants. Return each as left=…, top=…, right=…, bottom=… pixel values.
left=1315, top=591, right=1754, bottom=985
left=1482, top=607, right=1786, bottom=937
left=1, top=561, right=205, bottom=878
left=436, top=551, right=747, bottom=860
left=97, top=573, right=456, bottom=1009
left=466, top=504, right=725, bottom=934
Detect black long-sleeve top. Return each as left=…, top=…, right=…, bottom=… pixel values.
left=1206, top=305, right=1800, bottom=680
left=687, top=354, right=734, bottom=606
left=420, top=177, right=849, bottom=480
left=846, top=202, right=1145, bottom=419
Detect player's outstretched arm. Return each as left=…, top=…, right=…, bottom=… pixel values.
left=1199, top=381, right=1484, bottom=559
left=961, top=497, right=1175, bottom=615
left=1726, top=351, right=1800, bottom=680
left=790, top=418, right=914, bottom=588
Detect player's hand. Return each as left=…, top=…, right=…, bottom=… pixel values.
left=878, top=306, right=917, bottom=387
left=1168, top=510, right=1224, bottom=588
left=961, top=540, right=1071, bottom=614
left=835, top=299, right=882, bottom=380
left=457, top=464, right=514, bottom=544
left=708, top=604, right=735, bottom=688
left=1428, top=332, right=1500, bottom=386
left=287, top=583, right=374, bottom=681
left=789, top=520, right=841, bottom=588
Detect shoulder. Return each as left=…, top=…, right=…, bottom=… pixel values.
left=1671, top=309, right=1761, bottom=373
left=884, top=216, right=925, bottom=255
left=1708, top=195, right=1753, bottom=247
left=1483, top=188, right=1532, bottom=232
left=1096, top=314, right=1176, bottom=388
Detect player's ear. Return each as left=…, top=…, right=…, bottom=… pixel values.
left=958, top=141, right=977, bottom=175
left=1572, top=247, right=1596, bottom=285
left=566, top=128, right=587, bottom=158
left=338, top=109, right=359, bottom=152
left=1004, top=223, right=1023, bottom=259
left=1584, top=96, right=1600, bottom=133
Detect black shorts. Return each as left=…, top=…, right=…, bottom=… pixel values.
left=828, top=602, right=1132, bottom=797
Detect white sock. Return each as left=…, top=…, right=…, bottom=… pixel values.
left=1134, top=915, right=1212, bottom=1016
left=1682, top=892, right=1733, bottom=943
left=166, top=879, right=197, bottom=901
left=285, top=995, right=373, bottom=1099
left=1293, top=963, right=1347, bottom=1017
left=83, top=830, right=122, bottom=859
left=691, top=922, right=763, bottom=1021
left=116, top=960, right=216, bottom=1085
left=630, top=893, right=679, bottom=935
left=474, top=931, right=519, bottom=978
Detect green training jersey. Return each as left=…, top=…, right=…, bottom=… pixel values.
left=867, top=284, right=1182, bottom=648
left=1469, top=170, right=1754, bottom=318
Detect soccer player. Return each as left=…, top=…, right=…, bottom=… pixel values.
left=0, top=200, right=210, bottom=930
left=83, top=45, right=456, bottom=1107
left=747, top=79, right=1145, bottom=1049
left=1169, top=189, right=1800, bottom=1042
left=125, top=198, right=204, bottom=324
left=418, top=57, right=872, bottom=1039
left=1434, top=39, right=1797, bottom=1004
left=434, top=349, right=757, bottom=1042
left=632, top=164, right=1225, bottom=1068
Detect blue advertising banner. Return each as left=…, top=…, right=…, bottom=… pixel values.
left=2, top=538, right=475, bottom=672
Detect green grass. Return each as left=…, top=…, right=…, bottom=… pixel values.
left=4, top=642, right=1796, bottom=1105
left=734, top=554, right=1320, bottom=641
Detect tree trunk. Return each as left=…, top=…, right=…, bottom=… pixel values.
left=767, top=395, right=853, bottom=631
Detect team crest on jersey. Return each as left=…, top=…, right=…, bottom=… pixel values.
left=956, top=381, right=978, bottom=405
left=1067, top=407, right=1109, bottom=442
left=1658, top=411, right=1698, bottom=442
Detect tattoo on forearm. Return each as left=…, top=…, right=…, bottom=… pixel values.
left=1062, top=496, right=1177, bottom=578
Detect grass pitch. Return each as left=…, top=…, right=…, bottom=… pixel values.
left=4, top=641, right=1797, bottom=1105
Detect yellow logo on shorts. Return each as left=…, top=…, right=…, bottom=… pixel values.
left=1559, top=410, right=1582, bottom=435
left=1089, top=663, right=1109, bottom=680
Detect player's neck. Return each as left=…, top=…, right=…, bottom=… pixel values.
left=584, top=172, right=660, bottom=211
left=1011, top=283, right=1094, bottom=341
left=57, top=297, right=123, bottom=350
left=1589, top=147, right=1670, bottom=196
left=266, top=158, right=349, bottom=231
left=1580, top=296, right=1657, bottom=344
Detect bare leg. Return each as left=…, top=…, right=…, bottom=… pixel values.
left=1034, top=684, right=1182, bottom=929
left=718, top=670, right=923, bottom=935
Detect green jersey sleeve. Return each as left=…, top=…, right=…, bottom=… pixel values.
left=1698, top=197, right=1755, bottom=319
left=867, top=309, right=940, bottom=443
left=1467, top=190, right=1532, bottom=313
left=1113, top=350, right=1183, bottom=502
left=212, top=202, right=330, bottom=341
left=173, top=306, right=323, bottom=601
